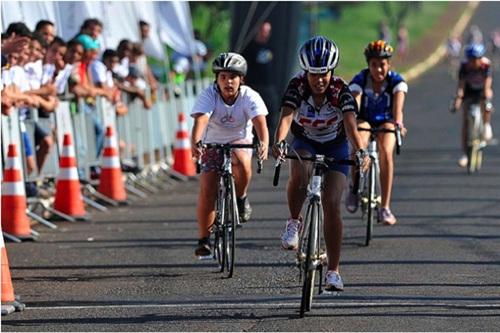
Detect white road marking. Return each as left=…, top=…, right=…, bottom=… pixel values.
left=26, top=300, right=500, bottom=311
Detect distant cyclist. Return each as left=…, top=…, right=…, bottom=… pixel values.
left=446, top=34, right=462, bottom=77
left=345, top=40, right=408, bottom=225
left=452, top=43, right=494, bottom=168
left=272, top=36, right=369, bottom=292
left=190, top=52, right=269, bottom=258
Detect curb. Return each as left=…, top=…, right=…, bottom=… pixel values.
left=402, top=1, right=480, bottom=82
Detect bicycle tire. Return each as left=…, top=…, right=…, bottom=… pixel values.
left=365, top=164, right=375, bottom=246
left=467, top=105, right=483, bottom=174
left=467, top=145, right=476, bottom=174
left=476, top=147, right=483, bottom=171
left=214, top=188, right=225, bottom=271
left=224, top=177, right=237, bottom=278
left=300, top=202, right=319, bottom=317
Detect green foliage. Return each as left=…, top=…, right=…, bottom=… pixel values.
left=190, top=2, right=232, bottom=77
left=189, top=1, right=450, bottom=79
left=316, top=1, right=448, bottom=79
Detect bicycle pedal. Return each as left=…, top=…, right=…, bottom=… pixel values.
left=296, top=251, right=306, bottom=263
left=319, top=252, right=328, bottom=266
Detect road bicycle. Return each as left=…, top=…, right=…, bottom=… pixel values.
left=273, top=143, right=355, bottom=317
left=196, top=143, right=262, bottom=278
left=355, top=126, right=402, bottom=246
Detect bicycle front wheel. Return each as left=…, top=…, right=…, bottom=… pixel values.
left=365, top=164, right=376, bottom=246
left=300, top=202, right=320, bottom=318
left=223, top=177, right=238, bottom=278
left=467, top=144, right=480, bottom=174
left=213, top=190, right=225, bottom=272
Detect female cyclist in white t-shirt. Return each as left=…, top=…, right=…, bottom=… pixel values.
left=190, top=52, right=269, bottom=258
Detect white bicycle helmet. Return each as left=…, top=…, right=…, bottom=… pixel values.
left=298, top=36, right=339, bottom=74
left=212, top=52, right=248, bottom=76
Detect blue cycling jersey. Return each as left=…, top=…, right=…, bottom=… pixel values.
left=349, top=69, right=408, bottom=125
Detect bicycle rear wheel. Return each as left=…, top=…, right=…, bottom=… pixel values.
left=299, top=202, right=320, bottom=318
left=365, top=164, right=375, bottom=246
left=223, top=177, right=238, bottom=278
left=467, top=145, right=477, bottom=174
left=467, top=106, right=483, bottom=174
left=476, top=147, right=483, bottom=171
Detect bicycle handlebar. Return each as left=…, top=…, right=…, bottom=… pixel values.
left=272, top=150, right=356, bottom=187
left=358, top=126, right=402, bottom=155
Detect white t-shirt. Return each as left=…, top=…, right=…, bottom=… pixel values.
left=9, top=65, right=30, bottom=92
left=191, top=84, right=268, bottom=143
left=41, top=63, right=56, bottom=85
left=2, top=68, right=12, bottom=87
left=114, top=57, right=129, bottom=79
left=24, top=60, right=43, bottom=90
left=9, top=65, right=30, bottom=120
left=55, top=64, right=74, bottom=94
left=90, top=60, right=114, bottom=87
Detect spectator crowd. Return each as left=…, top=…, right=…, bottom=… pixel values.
left=1, top=19, right=166, bottom=197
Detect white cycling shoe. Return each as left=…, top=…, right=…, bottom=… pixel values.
left=483, top=123, right=493, bottom=141
left=281, top=218, right=301, bottom=250
left=325, top=270, right=344, bottom=292
left=458, top=155, right=468, bottom=168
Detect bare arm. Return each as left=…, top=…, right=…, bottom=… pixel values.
left=251, top=115, right=269, bottom=160
left=274, top=106, right=294, bottom=144
left=454, top=78, right=466, bottom=110
left=343, top=111, right=365, bottom=152
left=484, top=76, right=493, bottom=100
left=392, top=90, right=407, bottom=136
left=272, top=106, right=294, bottom=158
left=190, top=113, right=209, bottom=160
left=26, top=83, right=57, bottom=98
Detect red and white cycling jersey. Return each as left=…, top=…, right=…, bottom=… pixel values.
left=281, top=72, right=358, bottom=144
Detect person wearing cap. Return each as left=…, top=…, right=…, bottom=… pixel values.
left=74, top=34, right=105, bottom=172
left=190, top=52, right=269, bottom=258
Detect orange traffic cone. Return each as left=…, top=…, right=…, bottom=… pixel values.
left=1, top=144, right=34, bottom=240
left=173, top=112, right=196, bottom=176
left=98, top=126, right=127, bottom=203
left=53, top=133, right=88, bottom=220
left=1, top=233, right=25, bottom=315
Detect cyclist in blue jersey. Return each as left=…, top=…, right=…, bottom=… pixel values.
left=345, top=40, right=408, bottom=225
left=273, top=36, right=370, bottom=292
left=452, top=43, right=494, bottom=167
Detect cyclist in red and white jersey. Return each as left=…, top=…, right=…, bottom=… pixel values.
left=272, top=36, right=369, bottom=292
left=452, top=43, right=494, bottom=167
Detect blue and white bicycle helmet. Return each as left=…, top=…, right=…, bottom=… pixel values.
left=465, top=43, right=485, bottom=59
left=298, top=36, right=339, bottom=74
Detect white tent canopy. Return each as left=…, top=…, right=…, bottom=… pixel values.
left=1, top=1, right=199, bottom=59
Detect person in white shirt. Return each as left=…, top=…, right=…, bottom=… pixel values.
left=190, top=52, right=269, bottom=258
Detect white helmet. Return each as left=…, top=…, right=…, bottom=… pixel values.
left=212, top=52, right=247, bottom=76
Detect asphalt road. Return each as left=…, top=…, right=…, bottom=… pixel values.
left=3, top=3, right=500, bottom=331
